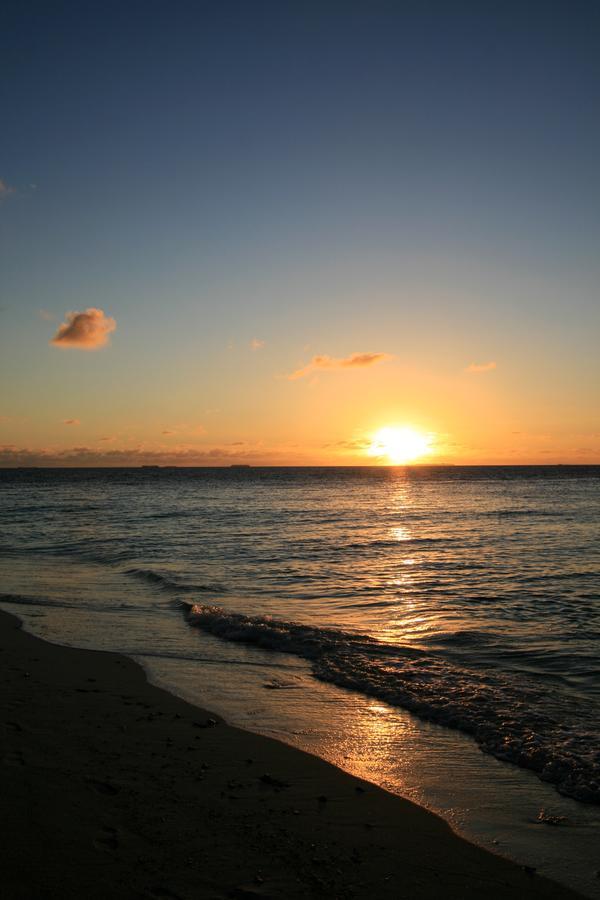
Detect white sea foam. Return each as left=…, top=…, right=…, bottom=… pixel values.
left=186, top=603, right=600, bottom=804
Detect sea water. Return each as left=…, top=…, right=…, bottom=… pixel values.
left=1, top=466, right=599, bottom=895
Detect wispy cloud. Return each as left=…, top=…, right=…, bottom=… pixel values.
left=51, top=308, right=116, bottom=350
left=250, top=338, right=265, bottom=351
left=159, top=423, right=205, bottom=437
left=288, top=352, right=393, bottom=380
left=465, top=361, right=497, bottom=374
left=39, top=309, right=55, bottom=321
left=62, top=419, right=80, bottom=426
left=324, top=438, right=372, bottom=451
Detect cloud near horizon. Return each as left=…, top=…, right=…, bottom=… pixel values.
left=0, top=443, right=297, bottom=468
left=51, top=308, right=116, bottom=350
left=465, top=361, right=497, bottom=374
left=288, top=351, right=393, bottom=380
left=62, top=419, right=80, bottom=426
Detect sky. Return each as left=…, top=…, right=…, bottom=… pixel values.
left=1, top=0, right=599, bottom=466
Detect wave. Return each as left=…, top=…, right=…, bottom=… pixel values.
left=482, top=509, right=560, bottom=518
left=184, top=603, right=600, bottom=805
left=0, top=593, right=140, bottom=613
left=0, top=592, right=76, bottom=609
left=145, top=510, right=203, bottom=520
left=0, top=503, right=105, bottom=514
left=125, top=567, right=222, bottom=594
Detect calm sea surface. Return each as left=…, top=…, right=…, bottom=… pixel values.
left=1, top=466, right=599, bottom=895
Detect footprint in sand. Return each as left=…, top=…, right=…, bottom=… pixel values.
left=93, top=825, right=119, bottom=852
left=86, top=778, right=120, bottom=795
left=2, top=749, right=25, bottom=766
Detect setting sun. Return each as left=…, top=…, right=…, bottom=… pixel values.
left=368, top=426, right=433, bottom=465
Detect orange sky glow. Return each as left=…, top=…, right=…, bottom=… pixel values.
left=1, top=331, right=598, bottom=466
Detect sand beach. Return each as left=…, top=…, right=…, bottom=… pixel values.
left=1, top=608, right=582, bottom=900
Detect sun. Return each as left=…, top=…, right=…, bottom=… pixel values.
left=367, top=426, right=432, bottom=465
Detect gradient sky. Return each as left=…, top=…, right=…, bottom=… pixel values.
left=1, top=0, right=599, bottom=465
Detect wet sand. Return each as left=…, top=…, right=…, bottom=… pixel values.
left=0, top=609, right=582, bottom=899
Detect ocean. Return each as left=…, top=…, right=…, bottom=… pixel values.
left=1, top=466, right=599, bottom=896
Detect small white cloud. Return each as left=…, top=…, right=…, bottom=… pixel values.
left=250, top=338, right=265, bottom=351
left=0, top=179, right=15, bottom=201
left=465, top=361, right=497, bottom=374
left=51, top=308, right=116, bottom=350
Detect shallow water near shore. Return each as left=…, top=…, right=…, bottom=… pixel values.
left=1, top=466, right=599, bottom=896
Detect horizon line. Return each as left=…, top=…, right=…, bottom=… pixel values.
left=1, top=463, right=599, bottom=470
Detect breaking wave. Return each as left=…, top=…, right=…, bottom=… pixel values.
left=185, top=603, right=600, bottom=805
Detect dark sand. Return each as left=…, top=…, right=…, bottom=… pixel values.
left=1, top=609, right=582, bottom=899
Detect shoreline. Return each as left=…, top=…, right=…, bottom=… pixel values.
left=0, top=608, right=583, bottom=899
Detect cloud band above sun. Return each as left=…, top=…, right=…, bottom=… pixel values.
left=288, top=351, right=393, bottom=380
left=51, top=308, right=116, bottom=350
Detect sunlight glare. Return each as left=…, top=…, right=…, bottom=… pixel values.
left=368, top=426, right=432, bottom=464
